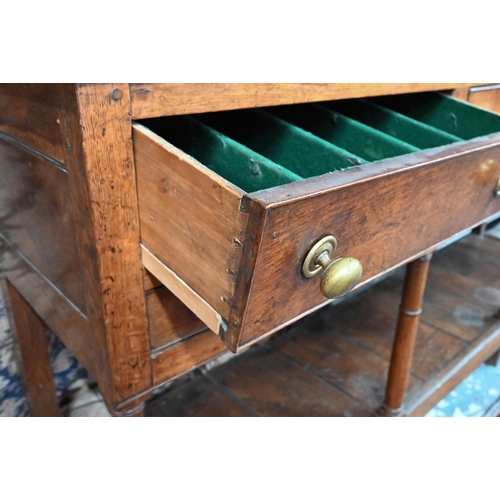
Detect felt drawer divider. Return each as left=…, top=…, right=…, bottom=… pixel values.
left=265, top=102, right=419, bottom=162
left=369, top=92, right=500, bottom=140
left=324, top=99, right=462, bottom=149
left=198, top=108, right=367, bottom=179
left=139, top=115, right=302, bottom=193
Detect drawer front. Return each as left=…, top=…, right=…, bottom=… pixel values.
left=242, top=140, right=500, bottom=348
left=134, top=92, right=500, bottom=353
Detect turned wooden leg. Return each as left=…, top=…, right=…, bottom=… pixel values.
left=2, top=279, right=61, bottom=417
left=379, top=254, right=432, bottom=417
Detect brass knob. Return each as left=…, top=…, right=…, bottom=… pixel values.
left=302, top=236, right=362, bottom=299
left=496, top=177, right=500, bottom=197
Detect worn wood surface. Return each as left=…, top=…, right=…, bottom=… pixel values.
left=382, top=255, right=432, bottom=415
left=235, top=136, right=500, bottom=348
left=146, top=286, right=207, bottom=349
left=141, top=246, right=224, bottom=334
left=60, top=84, right=152, bottom=405
left=152, top=329, right=227, bottom=385
left=144, top=233, right=500, bottom=416
left=211, top=347, right=373, bottom=416
left=1, top=278, right=61, bottom=417
left=137, top=113, right=500, bottom=351
left=130, top=83, right=477, bottom=119
left=468, top=84, right=500, bottom=113
left=0, top=237, right=105, bottom=382
left=133, top=123, right=247, bottom=321
left=0, top=135, right=86, bottom=312
left=146, top=376, right=253, bottom=417
left=0, top=84, right=67, bottom=163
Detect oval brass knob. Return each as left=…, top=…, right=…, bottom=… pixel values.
left=302, top=236, right=362, bottom=299
left=495, top=177, right=500, bottom=197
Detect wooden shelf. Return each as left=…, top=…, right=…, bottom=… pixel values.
left=146, top=234, right=500, bottom=417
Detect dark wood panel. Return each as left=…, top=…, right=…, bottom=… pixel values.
left=146, top=376, right=253, bottom=417
left=212, top=347, right=374, bottom=416
left=0, top=84, right=66, bottom=163
left=152, top=330, right=228, bottom=385
left=0, top=136, right=86, bottom=312
left=130, top=83, right=476, bottom=119
left=146, top=286, right=207, bottom=349
left=237, top=135, right=500, bottom=348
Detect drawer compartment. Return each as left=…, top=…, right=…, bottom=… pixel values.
left=133, top=92, right=500, bottom=352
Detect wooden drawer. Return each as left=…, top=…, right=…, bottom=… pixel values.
left=133, top=92, right=500, bottom=353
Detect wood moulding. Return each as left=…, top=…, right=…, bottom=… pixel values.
left=129, top=83, right=480, bottom=119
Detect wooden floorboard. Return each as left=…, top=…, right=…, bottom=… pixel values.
left=145, top=234, right=500, bottom=417
left=146, top=375, right=254, bottom=417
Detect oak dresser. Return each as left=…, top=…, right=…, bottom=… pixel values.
left=1, top=83, right=500, bottom=416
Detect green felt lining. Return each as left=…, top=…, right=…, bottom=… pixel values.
left=265, top=102, right=419, bottom=161
left=141, top=116, right=302, bottom=192
left=369, top=92, right=500, bottom=140
left=197, top=108, right=367, bottom=178
left=323, top=99, right=462, bottom=149
left=140, top=92, right=500, bottom=194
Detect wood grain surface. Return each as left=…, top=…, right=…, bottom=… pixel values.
left=382, top=255, right=432, bottom=414
left=0, top=135, right=86, bottom=312
left=134, top=123, right=247, bottom=320
left=130, top=83, right=476, bottom=119
left=144, top=234, right=500, bottom=417
left=152, top=329, right=227, bottom=385
left=146, top=286, right=207, bottom=349
left=61, top=84, right=152, bottom=405
left=0, top=237, right=104, bottom=381
left=235, top=136, right=500, bottom=348
left=468, top=84, right=500, bottom=113
left=0, top=84, right=67, bottom=163
left=1, top=278, right=61, bottom=417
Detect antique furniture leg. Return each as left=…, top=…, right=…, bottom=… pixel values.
left=486, top=308, right=500, bottom=366
left=1, top=279, right=61, bottom=417
left=379, top=254, right=432, bottom=416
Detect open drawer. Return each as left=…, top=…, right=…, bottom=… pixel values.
left=133, top=92, right=500, bottom=352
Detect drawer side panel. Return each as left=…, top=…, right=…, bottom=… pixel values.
left=133, top=124, right=248, bottom=319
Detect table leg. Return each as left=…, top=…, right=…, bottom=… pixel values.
left=2, top=279, right=61, bottom=417
left=379, top=254, right=432, bottom=416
